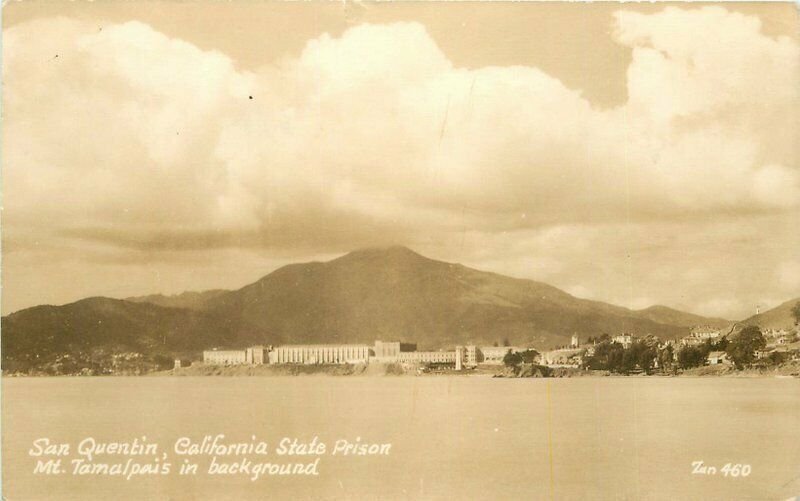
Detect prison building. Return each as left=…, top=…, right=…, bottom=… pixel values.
left=464, top=345, right=478, bottom=367
left=373, top=340, right=401, bottom=361
left=203, top=349, right=247, bottom=365
left=478, top=346, right=522, bottom=365
left=268, top=344, right=371, bottom=365
left=398, top=350, right=458, bottom=364
left=372, top=340, right=418, bottom=362
left=245, top=346, right=268, bottom=364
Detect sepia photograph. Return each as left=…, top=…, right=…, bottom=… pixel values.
left=1, top=1, right=799, bottom=499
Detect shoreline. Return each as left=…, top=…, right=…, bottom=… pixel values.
left=4, top=360, right=799, bottom=379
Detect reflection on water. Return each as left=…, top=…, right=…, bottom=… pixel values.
left=3, top=376, right=799, bottom=500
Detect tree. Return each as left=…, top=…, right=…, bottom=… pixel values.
left=584, top=341, right=624, bottom=372
left=677, top=345, right=706, bottom=369
left=657, top=344, right=674, bottom=373
left=641, top=334, right=660, bottom=348
left=635, top=342, right=657, bottom=373
left=502, top=337, right=511, bottom=347
left=152, top=354, right=174, bottom=370
left=767, top=351, right=786, bottom=366
left=519, top=349, right=540, bottom=364
left=617, top=341, right=656, bottom=374
left=503, top=351, right=523, bottom=367
left=726, top=326, right=766, bottom=369
left=709, top=336, right=729, bottom=351
left=792, top=301, right=800, bottom=325
left=620, top=343, right=639, bottom=374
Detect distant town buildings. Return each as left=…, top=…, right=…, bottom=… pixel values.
left=755, top=350, right=771, bottom=360
left=612, top=334, right=634, bottom=349
left=539, top=348, right=582, bottom=368
left=679, top=326, right=722, bottom=346
left=762, top=329, right=794, bottom=346
left=690, top=326, right=722, bottom=340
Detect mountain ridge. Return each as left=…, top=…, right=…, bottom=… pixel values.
left=4, top=246, right=780, bottom=371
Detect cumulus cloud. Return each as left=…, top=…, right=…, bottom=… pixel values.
left=2, top=7, right=798, bottom=318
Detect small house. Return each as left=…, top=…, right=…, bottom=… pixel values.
left=707, top=351, right=730, bottom=365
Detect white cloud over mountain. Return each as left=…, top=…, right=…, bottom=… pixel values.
left=3, top=7, right=798, bottom=318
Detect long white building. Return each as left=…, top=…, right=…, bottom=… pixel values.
left=268, top=344, right=371, bottom=365
left=203, top=346, right=267, bottom=365
left=203, top=350, right=247, bottom=365
left=203, top=340, right=529, bottom=369
left=478, top=346, right=522, bottom=364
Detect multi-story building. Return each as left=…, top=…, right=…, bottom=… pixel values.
left=269, top=344, right=371, bottom=365
left=245, top=346, right=268, bottom=364
left=373, top=340, right=401, bottom=360
left=203, top=349, right=248, bottom=365
left=478, top=346, right=522, bottom=365
left=372, top=340, right=417, bottom=362
left=398, top=350, right=457, bottom=364
left=203, top=346, right=268, bottom=365
left=465, top=345, right=478, bottom=367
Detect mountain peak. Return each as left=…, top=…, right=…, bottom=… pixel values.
left=639, top=305, right=677, bottom=313
left=335, top=245, right=428, bottom=262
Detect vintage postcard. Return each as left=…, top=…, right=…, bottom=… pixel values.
left=1, top=1, right=799, bottom=499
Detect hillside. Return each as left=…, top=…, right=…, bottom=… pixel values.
left=0, top=297, right=261, bottom=373
left=2, top=246, right=752, bottom=373
left=635, top=305, right=730, bottom=329
left=742, top=298, right=800, bottom=330
left=126, top=290, right=228, bottom=310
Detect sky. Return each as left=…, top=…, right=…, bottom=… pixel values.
left=2, top=2, right=798, bottom=319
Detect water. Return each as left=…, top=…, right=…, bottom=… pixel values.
left=3, top=376, right=799, bottom=500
